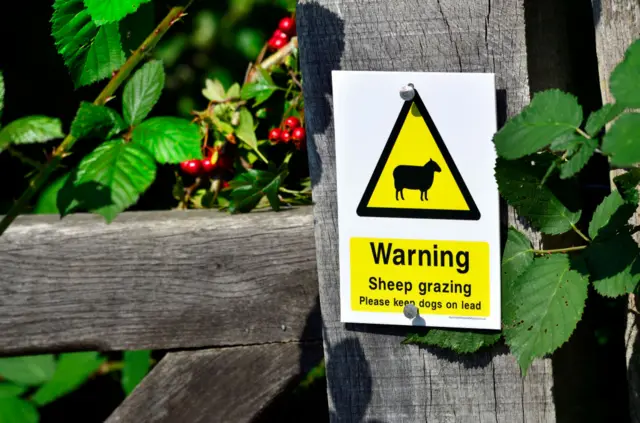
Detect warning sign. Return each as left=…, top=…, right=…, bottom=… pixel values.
left=357, top=93, right=480, bottom=220
left=332, top=71, right=501, bottom=330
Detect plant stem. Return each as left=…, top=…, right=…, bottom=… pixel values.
left=576, top=127, right=591, bottom=139
left=570, top=223, right=591, bottom=243
left=246, top=37, right=298, bottom=83
left=532, top=245, right=587, bottom=254
left=0, top=6, right=186, bottom=237
left=289, top=70, right=303, bottom=90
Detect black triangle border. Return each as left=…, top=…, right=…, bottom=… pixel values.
left=356, top=90, right=481, bottom=221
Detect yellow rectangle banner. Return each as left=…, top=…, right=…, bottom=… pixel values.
left=350, top=237, right=490, bottom=317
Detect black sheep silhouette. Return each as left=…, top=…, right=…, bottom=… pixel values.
left=393, top=159, right=442, bottom=201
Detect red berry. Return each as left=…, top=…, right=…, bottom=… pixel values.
left=284, top=116, right=301, bottom=130
left=180, top=160, right=201, bottom=176
left=271, top=37, right=286, bottom=50
left=201, top=157, right=217, bottom=174
left=273, top=29, right=288, bottom=40
left=268, top=128, right=282, bottom=142
left=267, top=38, right=279, bottom=50
left=278, top=17, right=296, bottom=35
left=280, top=130, right=292, bottom=143
left=292, top=126, right=306, bottom=142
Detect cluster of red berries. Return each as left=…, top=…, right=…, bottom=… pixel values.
left=179, top=148, right=232, bottom=177
left=267, top=17, right=296, bottom=51
left=268, top=116, right=306, bottom=148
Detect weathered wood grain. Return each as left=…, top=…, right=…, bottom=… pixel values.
left=592, top=0, right=640, bottom=104
left=591, top=1, right=640, bottom=421
left=0, top=208, right=321, bottom=354
left=298, top=0, right=553, bottom=422
left=106, top=342, right=324, bottom=423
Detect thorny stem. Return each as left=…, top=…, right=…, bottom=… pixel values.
left=0, top=6, right=187, bottom=236
left=570, top=223, right=592, bottom=243
left=532, top=245, right=587, bottom=255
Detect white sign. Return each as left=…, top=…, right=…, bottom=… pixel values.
left=332, top=71, right=501, bottom=330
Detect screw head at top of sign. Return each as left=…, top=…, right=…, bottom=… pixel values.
left=399, top=83, right=415, bottom=101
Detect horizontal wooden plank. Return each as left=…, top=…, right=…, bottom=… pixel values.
left=0, top=208, right=321, bottom=354
left=106, top=342, right=324, bottom=423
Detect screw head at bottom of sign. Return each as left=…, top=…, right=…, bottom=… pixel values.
left=399, top=83, right=415, bottom=101
left=403, top=303, right=419, bottom=319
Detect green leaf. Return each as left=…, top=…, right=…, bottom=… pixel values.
left=34, top=174, right=72, bottom=215
left=52, top=0, right=125, bottom=87
left=75, top=140, right=156, bottom=222
left=614, top=169, right=640, bottom=205
left=0, top=72, right=5, bottom=121
left=403, top=329, right=500, bottom=353
left=202, top=79, right=226, bottom=102
left=228, top=168, right=288, bottom=213
left=0, top=398, right=39, bottom=423
left=122, top=350, right=151, bottom=395
left=496, top=157, right=582, bottom=235
left=83, top=0, right=153, bottom=25
left=589, top=191, right=626, bottom=239
left=32, top=352, right=106, bottom=406
left=226, top=83, right=241, bottom=99
left=0, top=116, right=63, bottom=150
left=0, top=355, right=56, bottom=386
left=503, top=254, right=588, bottom=374
left=585, top=234, right=640, bottom=298
left=609, top=39, right=640, bottom=108
left=585, top=103, right=623, bottom=136
left=236, top=107, right=267, bottom=163
left=494, top=90, right=583, bottom=159
left=241, top=68, right=278, bottom=106
left=502, top=228, right=534, bottom=290
left=0, top=384, right=27, bottom=398
left=602, top=113, right=640, bottom=166
left=549, top=134, right=584, bottom=153
left=71, top=102, right=125, bottom=139
left=559, top=138, right=597, bottom=179
left=123, top=60, right=165, bottom=125
left=132, top=117, right=203, bottom=164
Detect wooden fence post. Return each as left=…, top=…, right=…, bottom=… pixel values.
left=297, top=1, right=555, bottom=421
left=590, top=1, right=640, bottom=421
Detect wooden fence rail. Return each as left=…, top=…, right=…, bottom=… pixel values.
left=0, top=208, right=321, bottom=354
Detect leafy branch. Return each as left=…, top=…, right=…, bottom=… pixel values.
left=406, top=37, right=640, bottom=375
left=0, top=5, right=188, bottom=236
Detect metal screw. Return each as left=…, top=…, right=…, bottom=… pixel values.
left=281, top=324, right=287, bottom=331
left=403, top=304, right=418, bottom=319
left=400, top=83, right=415, bottom=101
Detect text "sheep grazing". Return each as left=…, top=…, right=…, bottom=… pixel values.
left=393, top=159, right=441, bottom=201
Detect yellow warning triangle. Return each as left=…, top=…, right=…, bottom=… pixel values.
left=357, top=90, right=480, bottom=221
